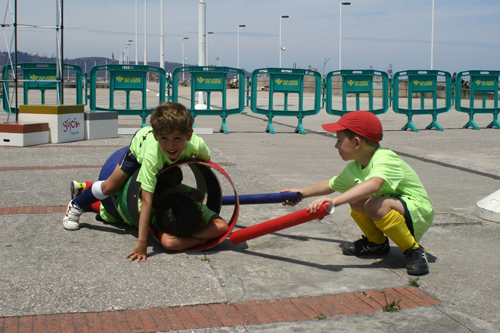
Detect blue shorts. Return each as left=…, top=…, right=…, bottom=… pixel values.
left=398, top=198, right=415, bottom=237
left=119, top=148, right=141, bottom=175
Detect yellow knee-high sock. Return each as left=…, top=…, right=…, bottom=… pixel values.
left=350, top=210, right=386, bottom=244
left=374, top=210, right=418, bottom=252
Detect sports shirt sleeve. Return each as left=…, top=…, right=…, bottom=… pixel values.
left=129, top=127, right=165, bottom=194
left=197, top=202, right=217, bottom=226
left=367, top=150, right=405, bottom=192
left=187, top=134, right=211, bottom=161
left=328, top=149, right=405, bottom=194
left=329, top=162, right=358, bottom=193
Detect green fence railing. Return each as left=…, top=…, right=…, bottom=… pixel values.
left=171, top=66, right=246, bottom=134
left=392, top=70, right=452, bottom=131
left=455, top=70, right=499, bottom=130
left=324, top=69, right=389, bottom=116
left=89, top=64, right=166, bottom=127
left=250, top=68, right=321, bottom=135
left=2, top=62, right=84, bottom=113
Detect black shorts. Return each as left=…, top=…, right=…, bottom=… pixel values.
left=397, top=198, right=415, bottom=237
left=119, top=148, right=141, bottom=175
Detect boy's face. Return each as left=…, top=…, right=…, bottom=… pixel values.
left=335, top=130, right=359, bottom=162
left=155, top=129, right=193, bottom=160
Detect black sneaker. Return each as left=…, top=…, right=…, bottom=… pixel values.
left=404, top=246, right=429, bottom=276
left=342, top=235, right=390, bottom=256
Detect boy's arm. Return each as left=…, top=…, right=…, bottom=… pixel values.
left=281, top=179, right=334, bottom=206
left=158, top=230, right=207, bottom=251
left=158, top=215, right=228, bottom=251
left=191, top=215, right=228, bottom=240
left=126, top=188, right=154, bottom=262
left=307, top=177, right=385, bottom=213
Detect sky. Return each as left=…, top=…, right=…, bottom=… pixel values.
left=2, top=0, right=499, bottom=75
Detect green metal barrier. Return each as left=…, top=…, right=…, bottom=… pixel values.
left=89, top=64, right=166, bottom=127
left=392, top=70, right=452, bottom=132
left=250, top=68, right=321, bottom=135
left=324, top=69, right=389, bottom=116
left=455, top=70, right=499, bottom=130
left=171, top=66, right=245, bottom=134
left=2, top=63, right=84, bottom=113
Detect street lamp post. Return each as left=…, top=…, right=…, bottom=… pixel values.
left=123, top=45, right=128, bottom=65
left=182, top=37, right=189, bottom=82
left=339, top=2, right=350, bottom=70
left=430, top=0, right=435, bottom=70
left=237, top=24, right=245, bottom=69
left=160, top=0, right=164, bottom=69
left=135, top=0, right=138, bottom=64
left=279, top=15, right=289, bottom=68
left=206, top=31, right=213, bottom=65
left=126, top=40, right=133, bottom=65
left=144, top=0, right=148, bottom=66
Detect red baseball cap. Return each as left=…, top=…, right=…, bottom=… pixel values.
left=322, top=111, right=383, bottom=143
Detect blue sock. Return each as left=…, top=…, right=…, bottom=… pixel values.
left=73, top=181, right=108, bottom=209
left=73, top=187, right=99, bottom=209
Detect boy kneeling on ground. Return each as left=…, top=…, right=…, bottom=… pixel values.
left=283, top=111, right=433, bottom=275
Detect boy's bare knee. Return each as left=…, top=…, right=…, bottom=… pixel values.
left=162, top=238, right=177, bottom=251
left=350, top=198, right=369, bottom=212
left=364, top=197, right=385, bottom=219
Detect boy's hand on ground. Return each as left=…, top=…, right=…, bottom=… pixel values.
left=126, top=240, right=148, bottom=262
left=281, top=189, right=300, bottom=206
left=307, top=197, right=333, bottom=213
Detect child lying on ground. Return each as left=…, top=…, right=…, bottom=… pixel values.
left=73, top=166, right=228, bottom=252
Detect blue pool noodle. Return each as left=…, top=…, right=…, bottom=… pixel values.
left=222, top=192, right=302, bottom=205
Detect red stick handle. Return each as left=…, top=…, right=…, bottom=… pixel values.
left=229, top=202, right=334, bottom=244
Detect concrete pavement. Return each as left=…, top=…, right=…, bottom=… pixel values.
left=0, top=85, right=499, bottom=332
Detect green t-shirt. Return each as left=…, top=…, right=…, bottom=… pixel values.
left=129, top=126, right=211, bottom=193
left=329, top=147, right=434, bottom=241
left=100, top=184, right=216, bottom=229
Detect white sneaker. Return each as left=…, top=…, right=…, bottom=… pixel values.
left=63, top=200, right=84, bottom=230
left=70, top=181, right=86, bottom=199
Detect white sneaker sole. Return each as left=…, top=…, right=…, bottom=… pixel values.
left=63, top=218, right=80, bottom=230
left=70, top=181, right=79, bottom=199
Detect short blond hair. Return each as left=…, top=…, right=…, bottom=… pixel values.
left=150, top=102, right=193, bottom=136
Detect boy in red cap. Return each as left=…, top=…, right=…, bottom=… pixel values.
left=283, top=111, right=433, bottom=275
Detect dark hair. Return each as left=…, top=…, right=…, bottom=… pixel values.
left=153, top=166, right=183, bottom=209
left=342, top=128, right=381, bottom=147
left=150, top=102, right=193, bottom=136
left=155, top=193, right=203, bottom=237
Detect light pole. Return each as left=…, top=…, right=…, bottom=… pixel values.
left=123, top=44, right=128, bottom=65
left=279, top=15, right=289, bottom=68
left=237, top=24, right=245, bottom=69
left=160, top=0, right=164, bottom=69
left=144, top=0, right=147, bottom=66
left=430, top=0, right=435, bottom=70
left=206, top=31, right=213, bottom=65
left=126, top=40, right=133, bottom=65
left=339, top=2, right=350, bottom=70
left=182, top=37, right=189, bottom=82
left=135, top=0, right=138, bottom=64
